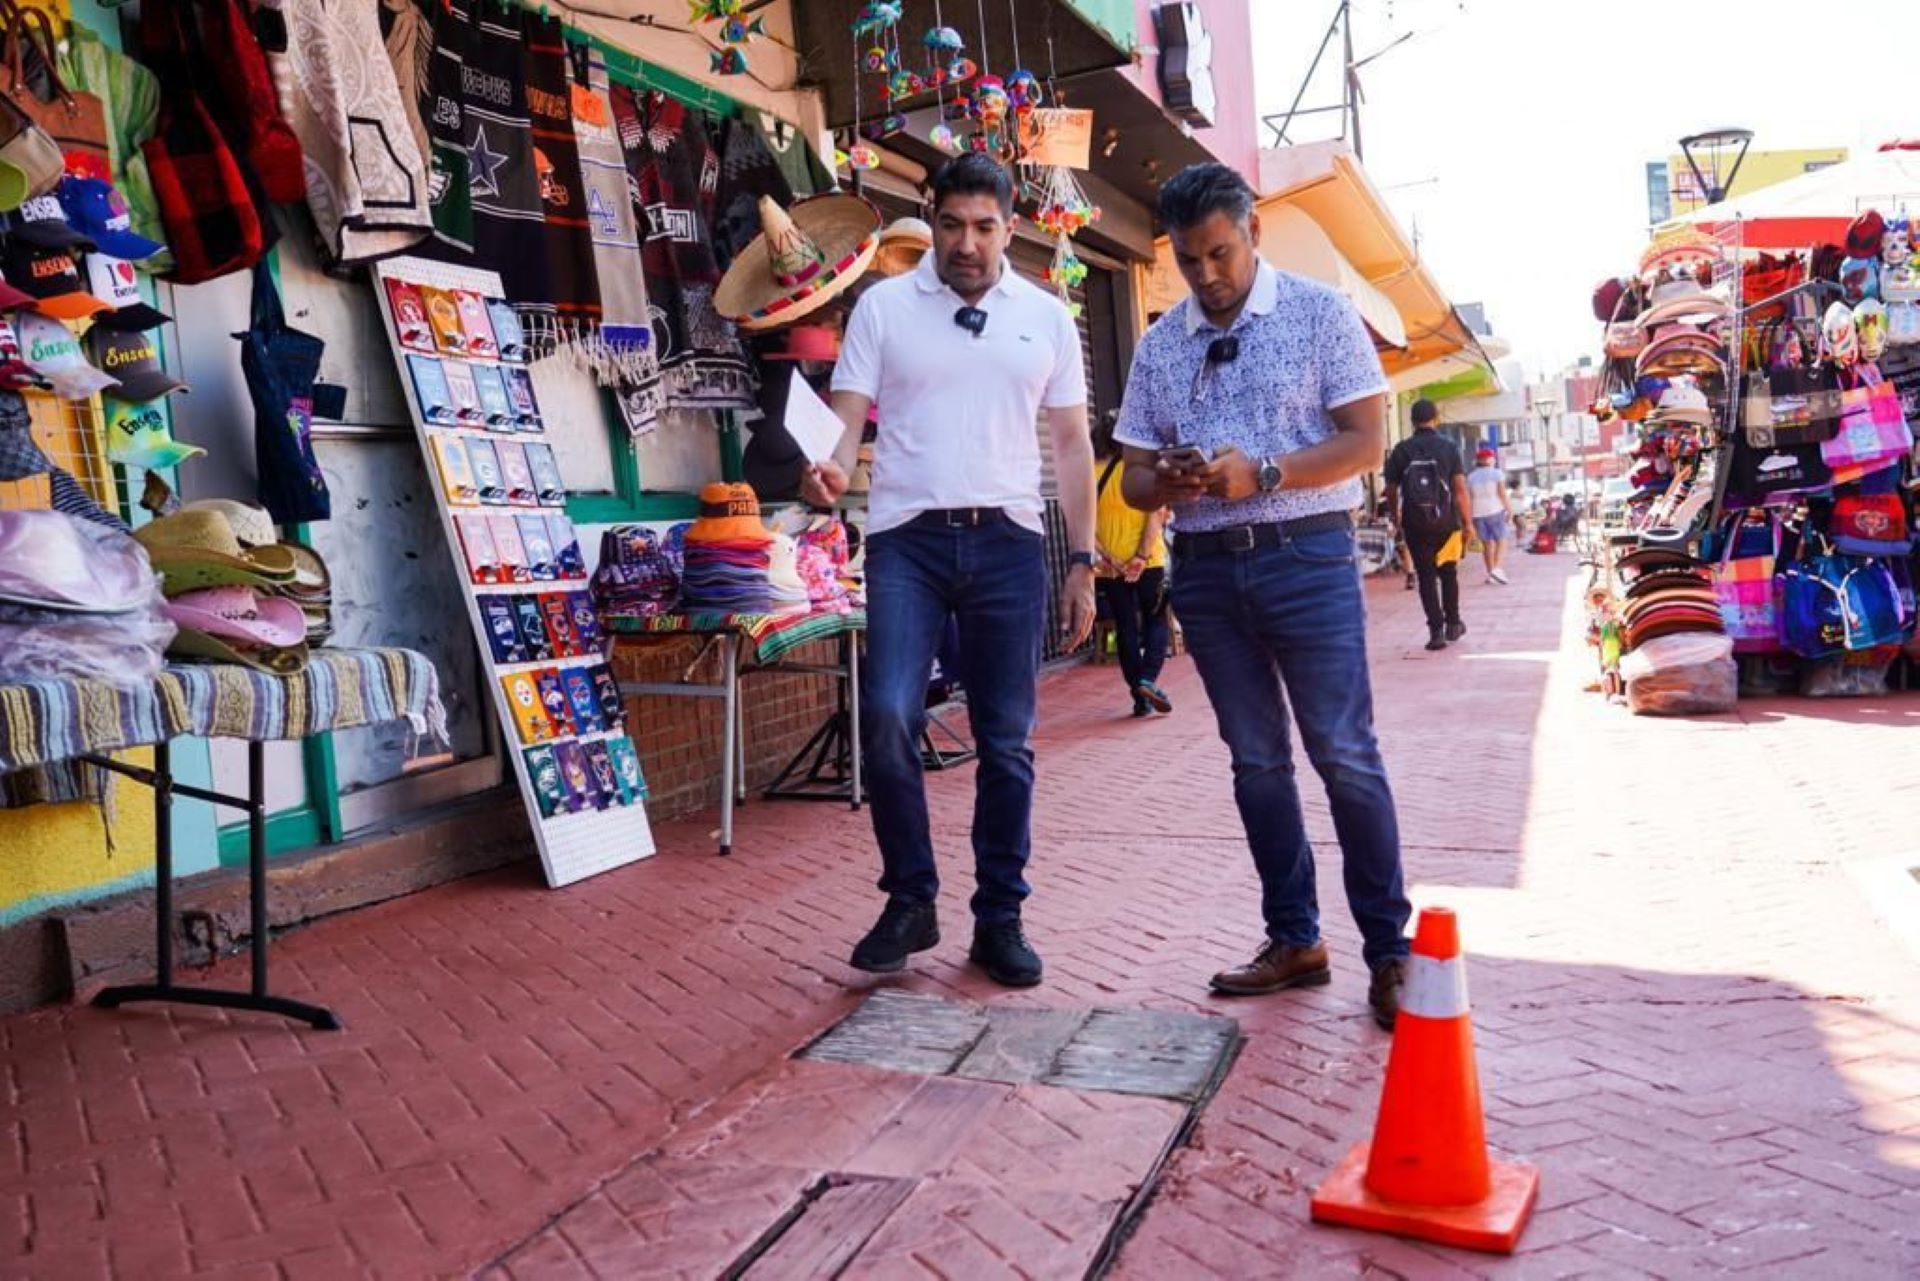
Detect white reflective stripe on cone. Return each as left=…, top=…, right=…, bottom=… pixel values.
left=1401, top=953, right=1470, bottom=1020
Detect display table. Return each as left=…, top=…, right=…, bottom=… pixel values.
left=0, top=648, right=446, bottom=1030
left=607, top=610, right=865, bottom=856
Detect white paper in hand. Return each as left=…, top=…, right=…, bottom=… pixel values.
left=784, top=370, right=848, bottom=464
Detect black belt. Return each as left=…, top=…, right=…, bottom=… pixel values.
left=912, top=507, right=1006, bottom=528
left=1173, top=511, right=1353, bottom=559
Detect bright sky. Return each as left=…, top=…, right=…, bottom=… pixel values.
left=1249, top=0, right=1920, bottom=379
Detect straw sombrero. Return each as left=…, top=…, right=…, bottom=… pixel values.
left=133, top=508, right=298, bottom=596
left=715, top=194, right=881, bottom=332
left=872, top=217, right=932, bottom=278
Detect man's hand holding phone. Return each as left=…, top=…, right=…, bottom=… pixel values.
left=1155, top=445, right=1214, bottom=504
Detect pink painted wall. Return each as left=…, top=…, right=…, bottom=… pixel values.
left=1127, top=0, right=1260, bottom=183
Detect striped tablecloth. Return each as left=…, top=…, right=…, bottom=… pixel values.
left=0, top=648, right=447, bottom=780
left=605, top=610, right=866, bottom=664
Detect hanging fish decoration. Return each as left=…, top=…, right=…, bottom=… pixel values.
left=947, top=57, right=978, bottom=85
left=851, top=2, right=903, bottom=37
left=888, top=69, right=923, bottom=99
left=922, top=26, right=963, bottom=53
left=847, top=144, right=881, bottom=171
left=688, top=0, right=742, bottom=19
left=718, top=16, right=765, bottom=44
left=710, top=47, right=749, bottom=75
left=929, top=123, right=959, bottom=154
left=970, top=75, right=1009, bottom=127
left=863, top=114, right=908, bottom=141
left=863, top=45, right=890, bottom=73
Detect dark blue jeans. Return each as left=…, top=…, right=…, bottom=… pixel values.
left=863, top=514, right=1047, bottom=924
left=1170, top=525, right=1412, bottom=969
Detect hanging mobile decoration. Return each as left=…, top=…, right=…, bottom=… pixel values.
left=1001, top=0, right=1042, bottom=152
left=1046, top=238, right=1088, bottom=318
left=692, top=0, right=764, bottom=76
left=1032, top=31, right=1098, bottom=316
left=841, top=3, right=902, bottom=170
left=921, top=3, right=971, bottom=154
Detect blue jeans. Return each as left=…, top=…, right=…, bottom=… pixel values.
left=863, top=515, right=1047, bottom=924
left=1171, top=526, right=1412, bottom=969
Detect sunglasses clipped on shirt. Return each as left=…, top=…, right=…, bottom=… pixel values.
left=1191, top=335, right=1240, bottom=403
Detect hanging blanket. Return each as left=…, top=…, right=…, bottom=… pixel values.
left=520, top=12, right=600, bottom=348
left=456, top=2, right=549, bottom=324
left=610, top=86, right=754, bottom=412
left=570, top=42, right=657, bottom=386
left=712, top=114, right=795, bottom=271
left=385, top=0, right=474, bottom=254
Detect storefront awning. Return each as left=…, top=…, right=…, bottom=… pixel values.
left=1258, top=141, right=1490, bottom=383
left=1396, top=334, right=1512, bottom=396
left=1144, top=203, right=1406, bottom=345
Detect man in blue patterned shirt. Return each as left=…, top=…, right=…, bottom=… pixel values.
left=1113, top=164, right=1411, bottom=1030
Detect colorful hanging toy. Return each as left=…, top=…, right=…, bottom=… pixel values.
left=852, top=2, right=903, bottom=37
left=693, top=0, right=762, bottom=75
left=1006, top=70, right=1043, bottom=115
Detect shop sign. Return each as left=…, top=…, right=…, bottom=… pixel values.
left=1154, top=3, right=1216, bottom=128
left=1020, top=109, right=1094, bottom=169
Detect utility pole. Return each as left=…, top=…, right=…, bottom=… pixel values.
left=1343, top=1, right=1361, bottom=161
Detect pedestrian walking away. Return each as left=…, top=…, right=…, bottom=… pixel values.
left=1112, top=162, right=1412, bottom=1030
left=802, top=153, right=1097, bottom=989
left=1093, top=412, right=1172, bottom=717
left=1467, top=446, right=1513, bottom=584
left=1385, top=399, right=1475, bottom=650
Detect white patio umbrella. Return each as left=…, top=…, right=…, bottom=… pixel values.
left=1679, top=142, right=1920, bottom=249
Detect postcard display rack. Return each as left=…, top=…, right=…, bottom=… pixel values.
left=372, top=258, right=654, bottom=887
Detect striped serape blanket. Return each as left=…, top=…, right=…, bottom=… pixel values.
left=605, top=609, right=866, bottom=665
left=0, top=649, right=446, bottom=794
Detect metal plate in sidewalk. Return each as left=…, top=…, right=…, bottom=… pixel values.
left=801, top=990, right=1239, bottom=1103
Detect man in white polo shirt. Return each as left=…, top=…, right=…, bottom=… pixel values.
left=802, top=154, right=1096, bottom=987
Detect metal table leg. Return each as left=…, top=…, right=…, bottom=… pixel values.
left=848, top=633, right=862, bottom=812
left=719, top=633, right=738, bottom=856
left=91, top=740, right=342, bottom=1030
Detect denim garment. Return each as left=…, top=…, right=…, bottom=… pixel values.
left=862, top=514, right=1047, bottom=923
left=1171, top=526, right=1411, bottom=968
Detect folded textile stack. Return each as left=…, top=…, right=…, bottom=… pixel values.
left=1616, top=545, right=1726, bottom=651
left=0, top=510, right=174, bottom=685
left=793, top=517, right=855, bottom=613
left=133, top=504, right=330, bottom=674
left=681, top=483, right=775, bottom=614
left=765, top=532, right=810, bottom=615
left=592, top=526, right=680, bottom=619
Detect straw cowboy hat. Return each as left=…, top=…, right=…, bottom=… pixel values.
left=133, top=508, right=298, bottom=595
left=872, top=216, right=932, bottom=278
left=714, top=194, right=881, bottom=332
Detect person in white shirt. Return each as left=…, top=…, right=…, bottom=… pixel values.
left=802, top=154, right=1097, bottom=988
left=1466, top=447, right=1513, bottom=584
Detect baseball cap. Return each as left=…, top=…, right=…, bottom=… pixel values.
left=85, top=328, right=188, bottom=402
left=0, top=261, right=35, bottom=312
left=17, top=312, right=118, bottom=399
left=104, top=398, right=203, bottom=470
left=83, top=253, right=171, bottom=332
left=2, top=238, right=110, bottom=320
left=56, top=178, right=164, bottom=261
left=3, top=193, right=93, bottom=249
left=0, top=313, right=47, bottom=391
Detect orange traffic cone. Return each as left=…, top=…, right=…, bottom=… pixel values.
left=1310, top=907, right=1539, bottom=1254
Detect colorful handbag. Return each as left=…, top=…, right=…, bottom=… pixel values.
left=238, top=264, right=331, bottom=524
left=139, top=0, right=271, bottom=284
left=1742, top=364, right=1841, bottom=447
left=0, top=6, right=109, bottom=183
left=1712, top=511, right=1784, bottom=653
left=1778, top=538, right=1906, bottom=658
left=1821, top=368, right=1912, bottom=478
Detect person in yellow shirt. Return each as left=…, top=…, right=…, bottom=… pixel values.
left=1095, top=416, right=1172, bottom=716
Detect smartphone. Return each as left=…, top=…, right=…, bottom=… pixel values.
left=1157, top=445, right=1211, bottom=474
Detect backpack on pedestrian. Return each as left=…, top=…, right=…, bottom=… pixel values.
left=1398, top=453, right=1455, bottom=536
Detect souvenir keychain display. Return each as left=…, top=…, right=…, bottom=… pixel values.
left=374, top=257, right=655, bottom=888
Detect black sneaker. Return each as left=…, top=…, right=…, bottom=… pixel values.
left=849, top=899, right=939, bottom=974
left=1136, top=681, right=1172, bottom=714
left=1425, top=629, right=1447, bottom=652
left=1445, top=620, right=1467, bottom=642
left=970, top=919, right=1043, bottom=987
left=1131, top=693, right=1150, bottom=718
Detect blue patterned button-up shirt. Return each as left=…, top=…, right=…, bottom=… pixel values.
left=1112, top=262, right=1389, bottom=532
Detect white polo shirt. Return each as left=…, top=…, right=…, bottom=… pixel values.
left=832, top=252, right=1087, bottom=534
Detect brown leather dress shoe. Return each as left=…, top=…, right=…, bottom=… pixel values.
left=1210, top=940, right=1331, bottom=996
left=1369, top=958, right=1407, bottom=1030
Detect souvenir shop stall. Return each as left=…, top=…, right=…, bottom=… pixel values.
left=1581, top=212, right=1920, bottom=715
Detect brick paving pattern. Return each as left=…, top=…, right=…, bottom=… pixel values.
left=2, top=549, right=1918, bottom=1277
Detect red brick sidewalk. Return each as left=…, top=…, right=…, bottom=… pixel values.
left=3, top=547, right=1918, bottom=1278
